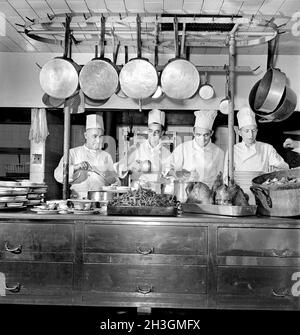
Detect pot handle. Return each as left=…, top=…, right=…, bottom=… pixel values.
left=250, top=185, right=272, bottom=208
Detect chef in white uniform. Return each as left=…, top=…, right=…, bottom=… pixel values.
left=115, top=109, right=171, bottom=192
left=224, top=106, right=289, bottom=177
left=170, top=110, right=224, bottom=188
left=54, top=114, right=119, bottom=199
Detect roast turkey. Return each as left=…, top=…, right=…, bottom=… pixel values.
left=186, top=182, right=214, bottom=204
left=212, top=172, right=249, bottom=206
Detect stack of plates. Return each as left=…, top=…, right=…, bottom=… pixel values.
left=0, top=181, right=29, bottom=209
left=18, top=180, right=48, bottom=206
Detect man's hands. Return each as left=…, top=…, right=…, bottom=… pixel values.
left=74, top=161, right=91, bottom=172
left=283, top=138, right=300, bottom=150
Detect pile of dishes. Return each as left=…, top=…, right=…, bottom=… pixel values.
left=0, top=181, right=29, bottom=210
left=31, top=199, right=101, bottom=215
left=18, top=180, right=47, bottom=206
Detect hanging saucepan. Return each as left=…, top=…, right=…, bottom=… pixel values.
left=161, top=18, right=200, bottom=100
left=79, top=16, right=119, bottom=100
left=219, top=72, right=230, bottom=115
left=199, top=72, right=214, bottom=100
left=39, top=15, right=80, bottom=99
left=254, top=67, right=286, bottom=113
left=256, top=86, right=297, bottom=123
left=119, top=14, right=158, bottom=99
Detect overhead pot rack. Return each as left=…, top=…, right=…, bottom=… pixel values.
left=23, top=13, right=280, bottom=52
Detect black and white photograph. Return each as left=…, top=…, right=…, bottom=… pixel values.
left=0, top=0, right=299, bottom=333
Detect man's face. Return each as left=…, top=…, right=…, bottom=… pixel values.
left=84, top=128, right=104, bottom=150
left=148, top=123, right=162, bottom=147
left=238, top=125, right=258, bottom=146
left=193, top=127, right=212, bottom=148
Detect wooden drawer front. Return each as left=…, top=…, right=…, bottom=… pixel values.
left=218, top=228, right=300, bottom=258
left=85, top=225, right=207, bottom=255
left=83, top=264, right=206, bottom=294
left=218, top=266, right=300, bottom=299
left=0, top=262, right=73, bottom=295
left=0, top=223, right=74, bottom=260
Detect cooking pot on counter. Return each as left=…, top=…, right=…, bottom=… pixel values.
left=250, top=168, right=300, bottom=217
left=173, top=181, right=195, bottom=203
left=87, top=190, right=113, bottom=202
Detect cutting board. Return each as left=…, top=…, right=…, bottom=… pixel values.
left=107, top=205, right=177, bottom=216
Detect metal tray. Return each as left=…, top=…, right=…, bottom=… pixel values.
left=182, top=203, right=257, bottom=217
left=107, top=205, right=177, bottom=216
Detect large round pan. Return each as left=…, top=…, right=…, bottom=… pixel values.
left=119, top=14, right=158, bottom=100
left=39, top=16, right=79, bottom=99
left=257, top=86, right=297, bottom=123
left=254, top=68, right=286, bottom=113
left=79, top=16, right=119, bottom=100
left=161, top=19, right=200, bottom=100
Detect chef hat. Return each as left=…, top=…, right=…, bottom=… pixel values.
left=194, top=110, right=217, bottom=130
left=148, top=109, right=165, bottom=126
left=86, top=114, right=104, bottom=130
left=237, top=106, right=257, bottom=128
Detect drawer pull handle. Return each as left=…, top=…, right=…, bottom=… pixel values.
left=233, top=281, right=253, bottom=291
left=270, top=248, right=294, bottom=258
left=6, top=283, right=21, bottom=293
left=272, top=288, right=289, bottom=297
left=136, top=284, right=153, bottom=295
left=136, top=246, right=154, bottom=255
left=4, top=242, right=22, bottom=254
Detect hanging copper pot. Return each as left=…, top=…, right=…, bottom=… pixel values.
left=39, top=15, right=80, bottom=100
left=161, top=19, right=200, bottom=100
left=119, top=14, right=158, bottom=99
left=79, top=15, right=119, bottom=101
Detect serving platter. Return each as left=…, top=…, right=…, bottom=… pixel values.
left=70, top=209, right=100, bottom=215
left=107, top=205, right=178, bottom=216
left=30, top=208, right=58, bottom=214
left=182, top=203, right=257, bottom=217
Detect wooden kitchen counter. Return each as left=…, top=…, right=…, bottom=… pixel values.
left=0, top=210, right=299, bottom=312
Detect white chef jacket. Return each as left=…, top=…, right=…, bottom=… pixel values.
left=224, top=141, right=289, bottom=176
left=170, top=139, right=224, bottom=188
left=115, top=140, right=171, bottom=189
left=54, top=145, right=116, bottom=198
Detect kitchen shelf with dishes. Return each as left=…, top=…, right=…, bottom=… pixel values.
left=0, top=180, right=47, bottom=210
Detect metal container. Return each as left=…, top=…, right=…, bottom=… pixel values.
left=251, top=169, right=300, bottom=217
left=173, top=181, right=194, bottom=203
left=87, top=190, right=113, bottom=202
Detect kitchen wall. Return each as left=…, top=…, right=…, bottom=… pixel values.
left=0, top=51, right=299, bottom=110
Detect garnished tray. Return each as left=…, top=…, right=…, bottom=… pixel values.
left=107, top=205, right=178, bottom=216
left=182, top=203, right=257, bottom=217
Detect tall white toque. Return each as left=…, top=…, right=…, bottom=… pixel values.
left=86, top=114, right=104, bottom=130
left=148, top=109, right=165, bottom=126
left=237, top=106, right=257, bottom=128
left=194, top=110, right=218, bottom=130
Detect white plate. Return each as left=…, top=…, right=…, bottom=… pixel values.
left=30, top=208, right=58, bottom=214
left=0, top=181, right=21, bottom=187
left=71, top=209, right=100, bottom=215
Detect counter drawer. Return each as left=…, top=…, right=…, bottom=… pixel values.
left=84, top=225, right=207, bottom=255
left=217, top=266, right=300, bottom=298
left=218, top=228, right=300, bottom=258
left=83, top=264, right=206, bottom=294
left=0, top=223, right=74, bottom=261
left=0, top=262, right=73, bottom=296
